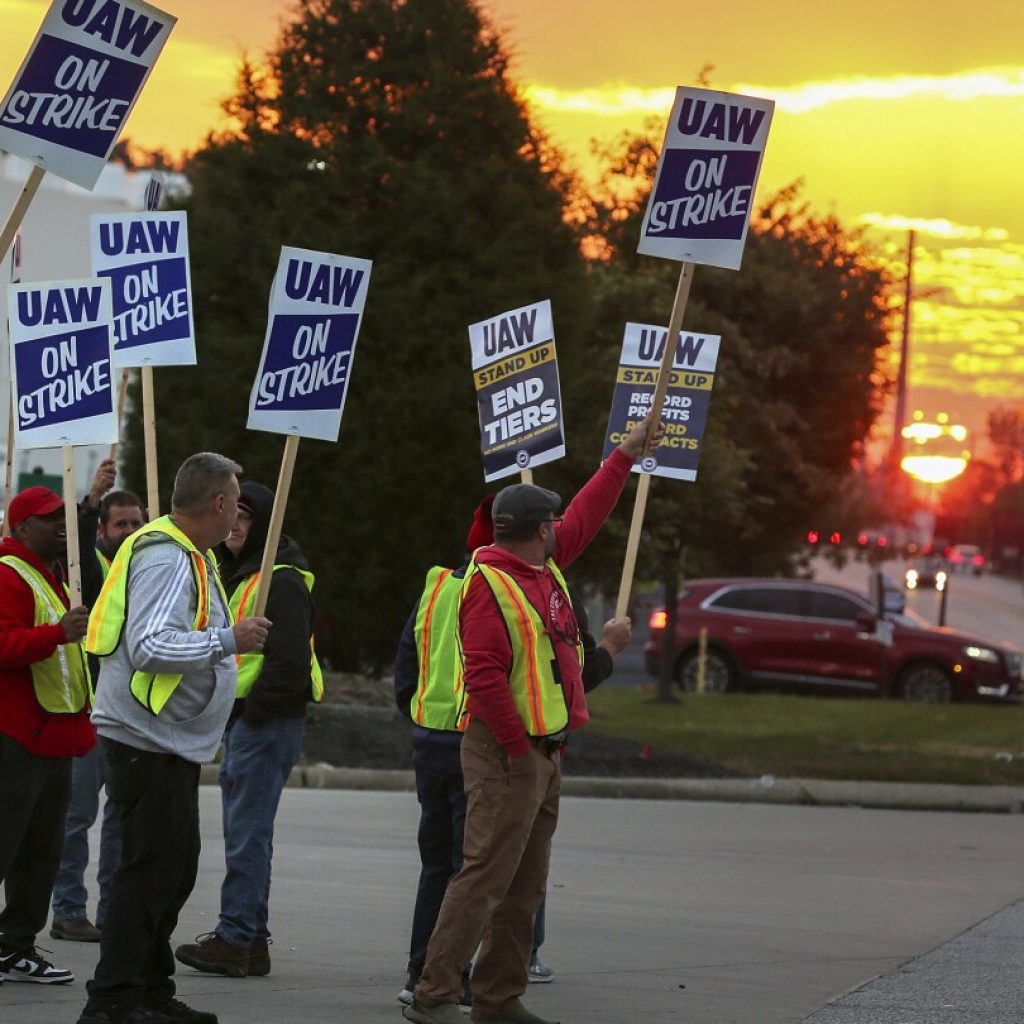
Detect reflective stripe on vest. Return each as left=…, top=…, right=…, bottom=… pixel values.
left=96, top=549, right=112, bottom=580
left=459, top=558, right=583, bottom=737
left=410, top=567, right=466, bottom=732
left=227, top=565, right=323, bottom=702
left=86, top=516, right=229, bottom=715
left=0, top=556, right=91, bottom=714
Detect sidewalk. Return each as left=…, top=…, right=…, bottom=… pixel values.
left=211, top=762, right=1024, bottom=813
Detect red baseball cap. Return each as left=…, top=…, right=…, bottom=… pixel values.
left=7, top=486, right=64, bottom=529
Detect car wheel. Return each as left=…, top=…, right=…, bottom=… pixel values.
left=677, top=647, right=736, bottom=694
left=899, top=663, right=953, bottom=703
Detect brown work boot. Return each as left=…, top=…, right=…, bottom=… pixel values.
left=402, top=1001, right=467, bottom=1024
left=247, top=937, right=271, bottom=977
left=51, top=918, right=102, bottom=943
left=174, top=933, right=249, bottom=978
left=471, top=1002, right=560, bottom=1024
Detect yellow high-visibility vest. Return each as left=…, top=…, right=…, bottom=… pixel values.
left=86, top=516, right=230, bottom=715
left=0, top=556, right=91, bottom=714
left=410, top=567, right=466, bottom=732
left=227, top=565, right=323, bottom=702
left=459, top=558, right=583, bottom=737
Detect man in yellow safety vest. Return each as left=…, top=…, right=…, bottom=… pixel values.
left=77, top=453, right=270, bottom=1024
left=175, top=480, right=322, bottom=981
left=407, top=412, right=664, bottom=1024
left=0, top=485, right=91, bottom=986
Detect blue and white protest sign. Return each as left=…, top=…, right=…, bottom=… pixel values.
left=7, top=278, right=116, bottom=448
left=247, top=246, right=372, bottom=443
left=0, top=0, right=176, bottom=191
left=602, top=322, right=720, bottom=482
left=469, top=300, right=565, bottom=483
left=89, top=212, right=195, bottom=367
left=638, top=87, right=774, bottom=270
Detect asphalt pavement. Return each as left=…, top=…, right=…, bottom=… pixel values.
left=5, top=782, right=1024, bottom=1024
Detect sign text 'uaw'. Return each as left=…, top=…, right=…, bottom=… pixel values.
left=0, top=0, right=176, bottom=190
left=8, top=277, right=117, bottom=449
left=468, top=299, right=565, bottom=482
left=638, top=87, right=774, bottom=270
left=90, top=211, right=195, bottom=367
left=247, top=246, right=372, bottom=443
left=603, top=322, right=721, bottom=482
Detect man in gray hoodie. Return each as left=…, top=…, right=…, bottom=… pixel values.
left=76, top=453, right=271, bottom=1024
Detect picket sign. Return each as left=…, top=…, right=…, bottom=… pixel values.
left=614, top=262, right=694, bottom=619
left=109, top=175, right=165, bottom=465
left=613, top=85, right=773, bottom=620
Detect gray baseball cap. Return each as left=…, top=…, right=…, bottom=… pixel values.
left=491, top=483, right=562, bottom=532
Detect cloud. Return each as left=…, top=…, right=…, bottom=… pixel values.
left=859, top=213, right=1009, bottom=243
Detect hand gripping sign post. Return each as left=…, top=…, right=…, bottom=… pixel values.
left=247, top=245, right=372, bottom=615
left=90, top=180, right=192, bottom=516
left=7, top=278, right=117, bottom=602
left=468, top=300, right=565, bottom=484
left=616, top=85, right=773, bottom=617
left=0, top=0, right=176, bottom=263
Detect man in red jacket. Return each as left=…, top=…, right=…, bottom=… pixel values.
left=406, top=413, right=663, bottom=1024
left=0, top=486, right=92, bottom=986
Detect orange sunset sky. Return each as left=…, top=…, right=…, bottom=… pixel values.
left=2, top=0, right=1022, bottom=453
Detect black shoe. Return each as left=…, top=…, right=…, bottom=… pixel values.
left=0, top=944, right=73, bottom=983
left=77, top=1007, right=170, bottom=1024
left=146, top=999, right=218, bottom=1024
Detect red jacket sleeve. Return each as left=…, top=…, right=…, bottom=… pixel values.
left=0, top=564, right=67, bottom=671
left=553, top=448, right=634, bottom=569
left=460, top=573, right=532, bottom=759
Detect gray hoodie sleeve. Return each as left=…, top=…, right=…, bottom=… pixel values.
left=125, top=543, right=238, bottom=673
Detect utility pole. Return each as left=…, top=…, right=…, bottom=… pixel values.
left=891, top=229, right=915, bottom=467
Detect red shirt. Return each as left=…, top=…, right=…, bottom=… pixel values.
left=0, top=537, right=94, bottom=757
left=460, top=449, right=634, bottom=757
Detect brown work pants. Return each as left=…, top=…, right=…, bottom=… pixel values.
left=415, top=717, right=560, bottom=1017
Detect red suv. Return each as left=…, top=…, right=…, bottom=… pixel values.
left=644, top=578, right=1022, bottom=703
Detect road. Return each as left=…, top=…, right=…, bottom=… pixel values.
left=9, top=789, right=1024, bottom=1024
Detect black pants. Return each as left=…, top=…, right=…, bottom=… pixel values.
left=85, top=739, right=201, bottom=1012
left=409, top=763, right=467, bottom=972
left=0, top=733, right=71, bottom=951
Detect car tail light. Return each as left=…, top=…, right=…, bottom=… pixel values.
left=972, top=554, right=984, bottom=566
left=807, top=530, right=820, bottom=545
left=829, top=531, right=841, bottom=545
left=877, top=536, right=887, bottom=547
left=857, top=533, right=867, bottom=546
left=649, top=609, right=667, bottom=631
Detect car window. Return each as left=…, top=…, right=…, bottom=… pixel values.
left=805, top=590, right=866, bottom=622
left=710, top=587, right=804, bottom=616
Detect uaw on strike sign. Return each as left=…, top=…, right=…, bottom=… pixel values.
left=90, top=211, right=195, bottom=367
left=469, top=300, right=565, bottom=482
left=638, top=86, right=774, bottom=270
left=603, top=322, right=720, bottom=482
left=8, top=278, right=117, bottom=448
left=0, top=0, right=175, bottom=190
left=247, top=246, right=372, bottom=443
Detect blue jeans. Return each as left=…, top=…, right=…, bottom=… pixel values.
left=216, top=716, right=305, bottom=948
left=51, top=744, right=121, bottom=925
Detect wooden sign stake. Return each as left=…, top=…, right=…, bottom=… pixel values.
left=109, top=368, right=130, bottom=461
left=0, top=166, right=44, bottom=265
left=62, top=444, right=82, bottom=605
left=613, top=261, right=695, bottom=618
left=141, top=365, right=159, bottom=517
left=253, top=434, right=300, bottom=617
left=519, top=467, right=533, bottom=485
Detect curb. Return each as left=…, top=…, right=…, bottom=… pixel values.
left=198, top=764, right=1024, bottom=813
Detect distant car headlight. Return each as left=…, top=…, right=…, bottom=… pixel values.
left=905, top=569, right=918, bottom=590
left=963, top=645, right=999, bottom=664
left=936, top=570, right=947, bottom=591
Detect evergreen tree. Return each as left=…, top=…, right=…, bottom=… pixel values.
left=125, top=0, right=590, bottom=670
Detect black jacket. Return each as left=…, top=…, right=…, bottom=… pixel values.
left=218, top=482, right=316, bottom=727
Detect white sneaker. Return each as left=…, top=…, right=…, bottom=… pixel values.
left=0, top=946, right=74, bottom=984
left=527, top=956, right=554, bottom=984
